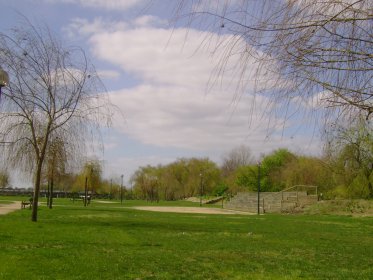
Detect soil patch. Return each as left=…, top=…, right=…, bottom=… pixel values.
left=0, top=201, right=21, bottom=215
left=131, top=206, right=253, bottom=215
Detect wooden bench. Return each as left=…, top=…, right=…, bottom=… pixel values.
left=21, top=201, right=32, bottom=209
left=71, top=196, right=91, bottom=204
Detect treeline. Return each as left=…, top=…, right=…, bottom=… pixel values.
left=2, top=118, right=371, bottom=201
left=131, top=118, right=372, bottom=200
left=129, top=149, right=328, bottom=201
left=2, top=160, right=124, bottom=199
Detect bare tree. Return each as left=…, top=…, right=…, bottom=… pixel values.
left=45, top=136, right=68, bottom=209
left=0, top=20, right=112, bottom=221
left=221, top=145, right=254, bottom=175
left=0, top=169, right=10, bottom=189
left=176, top=0, right=373, bottom=120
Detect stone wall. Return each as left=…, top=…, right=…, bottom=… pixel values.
left=225, top=191, right=318, bottom=213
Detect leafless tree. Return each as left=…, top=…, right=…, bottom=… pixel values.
left=0, top=169, right=10, bottom=189
left=175, top=0, right=373, bottom=121
left=221, top=145, right=254, bottom=175
left=44, top=136, right=68, bottom=209
left=0, top=20, right=112, bottom=221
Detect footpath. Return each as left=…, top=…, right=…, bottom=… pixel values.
left=0, top=201, right=21, bottom=215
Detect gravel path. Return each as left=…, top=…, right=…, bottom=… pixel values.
left=0, top=201, right=253, bottom=216
left=0, top=201, right=21, bottom=215
left=131, top=206, right=253, bottom=215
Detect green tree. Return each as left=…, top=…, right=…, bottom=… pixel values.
left=165, top=159, right=190, bottom=199
left=132, top=165, right=160, bottom=201
left=82, top=160, right=103, bottom=195
left=131, top=158, right=222, bottom=200
left=324, top=118, right=373, bottom=198
left=183, top=158, right=221, bottom=198
left=260, top=149, right=297, bottom=191
left=235, top=165, right=258, bottom=192
left=279, top=156, right=335, bottom=195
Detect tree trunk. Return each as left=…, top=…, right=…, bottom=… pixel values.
left=47, top=181, right=50, bottom=207
left=31, top=161, right=43, bottom=222
left=49, top=177, right=54, bottom=209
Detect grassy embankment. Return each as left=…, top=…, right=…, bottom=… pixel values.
left=0, top=197, right=372, bottom=279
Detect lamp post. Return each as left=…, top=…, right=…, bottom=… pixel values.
left=90, top=167, right=93, bottom=201
left=0, top=67, right=9, bottom=99
left=110, top=179, right=112, bottom=200
left=199, top=173, right=203, bottom=207
left=257, top=161, right=261, bottom=215
left=84, top=176, right=88, bottom=207
left=120, top=174, right=124, bottom=204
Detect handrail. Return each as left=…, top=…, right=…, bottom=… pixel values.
left=280, top=185, right=318, bottom=193
left=280, top=185, right=318, bottom=204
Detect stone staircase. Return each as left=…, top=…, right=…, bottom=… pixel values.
left=225, top=186, right=318, bottom=213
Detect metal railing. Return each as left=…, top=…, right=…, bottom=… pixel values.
left=280, top=185, right=318, bottom=198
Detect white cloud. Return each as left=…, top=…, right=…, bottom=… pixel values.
left=131, top=15, right=168, bottom=28
left=88, top=26, right=255, bottom=90
left=191, top=0, right=244, bottom=14
left=109, top=85, right=256, bottom=150
left=97, top=70, right=121, bottom=80
left=65, top=18, right=128, bottom=37
left=71, top=18, right=321, bottom=164
left=44, top=0, right=143, bottom=11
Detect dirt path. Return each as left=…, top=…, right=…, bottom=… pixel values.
left=131, top=206, right=253, bottom=215
left=0, top=201, right=21, bottom=215
left=0, top=201, right=253, bottom=216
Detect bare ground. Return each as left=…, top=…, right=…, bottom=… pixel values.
left=131, top=206, right=253, bottom=215
left=0, top=201, right=253, bottom=216
left=0, top=201, right=21, bottom=215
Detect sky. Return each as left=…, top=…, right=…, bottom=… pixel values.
left=0, top=0, right=323, bottom=187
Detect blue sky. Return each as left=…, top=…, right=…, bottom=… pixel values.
left=0, top=0, right=323, bottom=187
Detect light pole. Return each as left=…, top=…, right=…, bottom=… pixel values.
left=84, top=176, right=88, bottom=207
left=199, top=173, right=203, bottom=207
left=120, top=174, right=124, bottom=204
left=257, top=161, right=261, bottom=215
left=90, top=167, right=93, bottom=200
left=110, top=179, right=112, bottom=200
left=0, top=67, right=9, bottom=100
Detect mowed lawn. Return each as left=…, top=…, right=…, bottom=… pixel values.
left=0, top=199, right=372, bottom=279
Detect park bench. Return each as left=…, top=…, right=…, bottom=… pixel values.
left=71, top=196, right=91, bottom=204
left=21, top=198, right=33, bottom=209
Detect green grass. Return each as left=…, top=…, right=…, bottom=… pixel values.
left=0, top=196, right=32, bottom=202
left=0, top=200, right=14, bottom=204
left=0, top=198, right=372, bottom=279
left=0, top=196, right=221, bottom=207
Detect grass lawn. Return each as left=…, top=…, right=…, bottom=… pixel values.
left=0, top=198, right=372, bottom=279
left=0, top=200, right=14, bottom=204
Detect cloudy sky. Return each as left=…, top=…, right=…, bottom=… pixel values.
left=0, top=0, right=323, bottom=186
